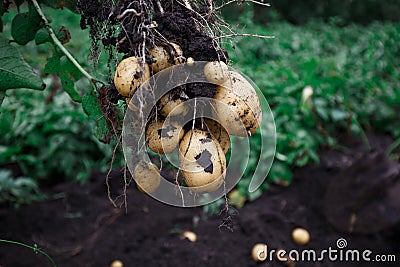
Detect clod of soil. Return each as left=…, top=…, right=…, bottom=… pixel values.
left=324, top=150, right=400, bottom=233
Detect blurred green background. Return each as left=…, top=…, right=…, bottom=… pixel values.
left=1, top=0, right=399, bottom=207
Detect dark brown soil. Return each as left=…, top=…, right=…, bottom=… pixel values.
left=0, top=134, right=399, bottom=267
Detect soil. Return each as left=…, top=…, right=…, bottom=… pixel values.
left=0, top=133, right=399, bottom=267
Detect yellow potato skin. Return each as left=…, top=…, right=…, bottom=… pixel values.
left=179, top=129, right=226, bottom=193
left=134, top=161, right=160, bottom=194
left=150, top=43, right=183, bottom=72
left=110, top=260, right=124, bottom=267
left=186, top=57, right=195, bottom=67
left=292, top=228, right=310, bottom=245
left=204, top=119, right=230, bottom=154
left=213, top=71, right=262, bottom=136
left=251, top=243, right=267, bottom=262
left=114, top=57, right=150, bottom=97
left=157, top=91, right=189, bottom=117
left=204, top=61, right=229, bottom=85
left=146, top=119, right=184, bottom=154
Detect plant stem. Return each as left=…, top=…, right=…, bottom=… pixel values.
left=0, top=239, right=57, bottom=267
left=352, top=117, right=372, bottom=151
left=386, top=137, right=400, bottom=156
left=30, top=0, right=99, bottom=85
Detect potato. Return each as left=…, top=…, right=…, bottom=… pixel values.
left=180, top=230, right=197, bottom=242
left=146, top=119, right=184, bottom=154
left=110, top=260, right=124, bottom=267
left=251, top=243, right=267, bottom=262
left=292, top=228, right=310, bottom=245
left=150, top=42, right=183, bottom=72
left=204, top=61, right=229, bottom=85
left=134, top=161, right=160, bottom=193
left=213, top=71, right=262, bottom=136
left=124, top=98, right=143, bottom=134
left=179, top=129, right=226, bottom=193
left=204, top=119, right=230, bottom=154
left=157, top=90, right=189, bottom=117
left=114, top=57, right=150, bottom=97
left=186, top=57, right=195, bottom=67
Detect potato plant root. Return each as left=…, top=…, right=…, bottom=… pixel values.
left=0, top=133, right=398, bottom=267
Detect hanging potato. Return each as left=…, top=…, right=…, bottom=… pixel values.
left=157, top=89, right=189, bottom=117
left=114, top=56, right=150, bottom=97
left=186, top=57, right=195, bottom=67
left=150, top=42, right=184, bottom=72
left=204, top=118, right=230, bottom=154
left=134, top=161, right=161, bottom=193
left=204, top=61, right=229, bottom=85
left=146, top=118, right=184, bottom=154
left=213, top=71, right=262, bottom=136
left=179, top=129, right=226, bottom=193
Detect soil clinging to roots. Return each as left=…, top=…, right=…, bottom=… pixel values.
left=77, top=0, right=229, bottom=99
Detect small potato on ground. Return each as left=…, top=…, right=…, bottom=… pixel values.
left=180, top=230, right=197, bottom=242
left=292, top=227, right=310, bottom=245
left=251, top=243, right=267, bottom=262
left=110, top=260, right=123, bottom=267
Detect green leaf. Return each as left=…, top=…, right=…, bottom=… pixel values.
left=0, top=36, right=45, bottom=91
left=11, top=3, right=43, bottom=45
left=0, top=146, right=22, bottom=163
left=268, top=162, right=293, bottom=183
left=34, top=28, right=50, bottom=45
left=330, top=109, right=348, bottom=121
left=248, top=188, right=262, bottom=202
left=0, top=91, right=5, bottom=106
left=45, top=50, right=82, bottom=102
left=82, top=90, right=110, bottom=141
left=0, top=107, right=15, bottom=136
left=35, top=27, right=71, bottom=45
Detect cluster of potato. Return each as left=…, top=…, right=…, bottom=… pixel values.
left=113, top=43, right=262, bottom=194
